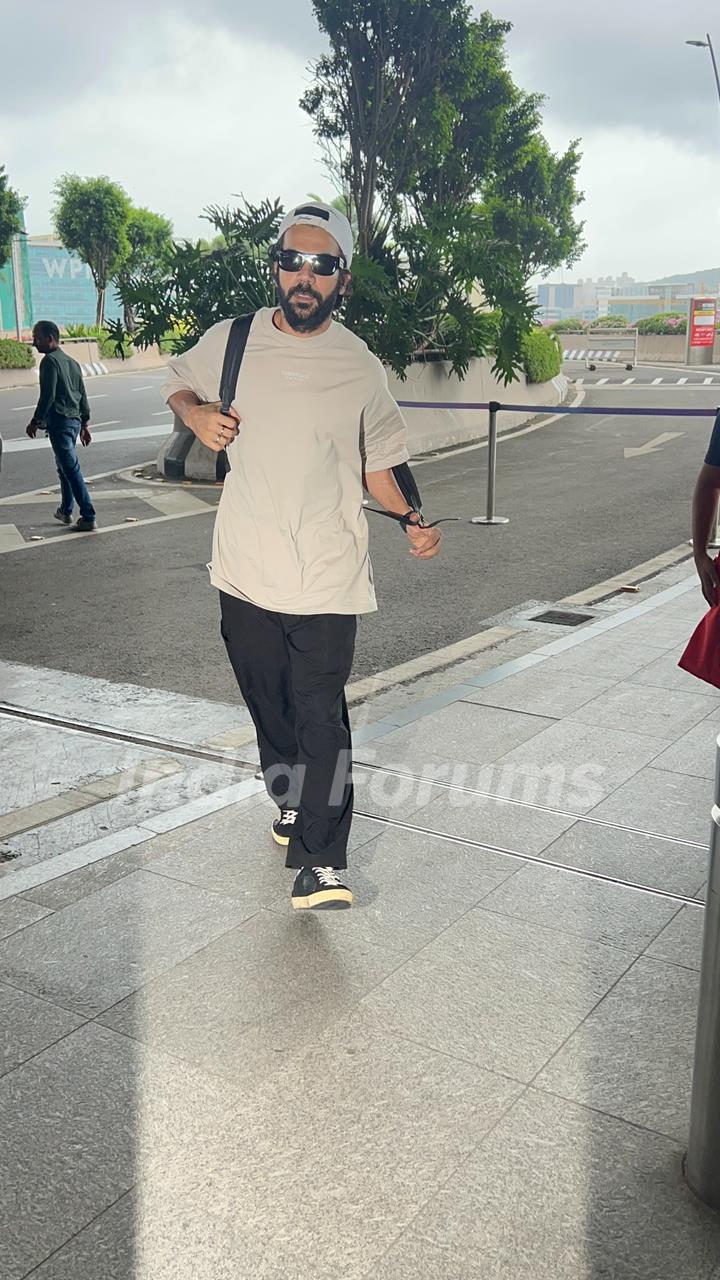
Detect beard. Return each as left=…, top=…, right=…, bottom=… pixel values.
left=275, top=274, right=343, bottom=333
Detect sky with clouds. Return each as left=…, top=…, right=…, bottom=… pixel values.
left=3, top=0, right=719, bottom=282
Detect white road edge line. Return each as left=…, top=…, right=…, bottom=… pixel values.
left=0, top=461, right=156, bottom=506
left=0, top=504, right=214, bottom=553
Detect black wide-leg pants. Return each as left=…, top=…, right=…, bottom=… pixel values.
left=219, top=591, right=357, bottom=870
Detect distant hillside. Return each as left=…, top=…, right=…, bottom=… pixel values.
left=648, top=267, right=720, bottom=290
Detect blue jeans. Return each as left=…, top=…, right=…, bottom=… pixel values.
left=47, top=417, right=96, bottom=521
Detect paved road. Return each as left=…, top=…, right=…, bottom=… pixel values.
left=0, top=364, right=715, bottom=702
left=0, top=369, right=171, bottom=500
left=564, top=360, right=720, bottom=391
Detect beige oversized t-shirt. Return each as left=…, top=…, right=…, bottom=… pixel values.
left=160, top=307, right=410, bottom=615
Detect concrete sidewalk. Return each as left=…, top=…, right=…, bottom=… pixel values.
left=2, top=563, right=720, bottom=1277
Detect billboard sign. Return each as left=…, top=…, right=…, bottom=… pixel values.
left=689, top=297, right=717, bottom=348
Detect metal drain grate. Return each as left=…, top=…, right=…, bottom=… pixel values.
left=531, top=609, right=594, bottom=627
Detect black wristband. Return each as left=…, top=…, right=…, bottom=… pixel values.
left=398, top=509, right=424, bottom=531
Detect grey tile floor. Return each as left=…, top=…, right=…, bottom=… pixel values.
left=2, top=572, right=720, bottom=1278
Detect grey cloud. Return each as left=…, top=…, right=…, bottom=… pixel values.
left=491, top=0, right=720, bottom=151
left=2, top=0, right=319, bottom=118
left=5, top=0, right=717, bottom=152
left=176, top=0, right=319, bottom=52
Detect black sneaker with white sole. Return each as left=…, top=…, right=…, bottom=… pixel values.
left=272, top=807, right=300, bottom=847
left=53, top=508, right=72, bottom=525
left=291, top=866, right=353, bottom=910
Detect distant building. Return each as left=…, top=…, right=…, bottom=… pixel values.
left=533, top=271, right=720, bottom=326
left=0, top=231, right=122, bottom=336
left=536, top=273, right=637, bottom=324
left=608, top=282, right=704, bottom=324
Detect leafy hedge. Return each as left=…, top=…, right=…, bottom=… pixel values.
left=588, top=314, right=628, bottom=329
left=98, top=332, right=133, bottom=359
left=0, top=338, right=34, bottom=369
left=64, top=323, right=133, bottom=359
left=636, top=312, right=687, bottom=336
left=548, top=317, right=587, bottom=333
left=521, top=328, right=562, bottom=383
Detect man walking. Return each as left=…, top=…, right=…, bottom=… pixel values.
left=162, top=201, right=441, bottom=911
left=26, top=321, right=97, bottom=531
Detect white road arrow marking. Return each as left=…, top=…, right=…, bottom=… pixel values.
left=624, top=432, right=683, bottom=459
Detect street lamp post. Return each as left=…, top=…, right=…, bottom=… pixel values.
left=684, top=35, right=720, bottom=372
left=9, top=232, right=27, bottom=343
left=686, top=34, right=720, bottom=108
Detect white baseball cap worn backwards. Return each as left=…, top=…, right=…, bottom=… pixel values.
left=277, top=201, right=354, bottom=267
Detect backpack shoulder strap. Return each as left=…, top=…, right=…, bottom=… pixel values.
left=219, top=312, right=255, bottom=414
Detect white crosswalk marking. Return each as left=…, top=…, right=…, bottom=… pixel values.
left=651, top=377, right=663, bottom=385
left=704, top=377, right=716, bottom=385
left=596, top=377, right=608, bottom=385
left=4, top=424, right=168, bottom=454
left=0, top=524, right=26, bottom=552
left=677, top=376, right=688, bottom=385
left=622, top=377, right=635, bottom=385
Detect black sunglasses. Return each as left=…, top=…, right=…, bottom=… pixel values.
left=272, top=249, right=345, bottom=277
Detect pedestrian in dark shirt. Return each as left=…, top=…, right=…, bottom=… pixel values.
left=26, top=320, right=97, bottom=531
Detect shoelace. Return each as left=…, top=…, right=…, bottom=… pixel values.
left=280, top=809, right=299, bottom=825
left=312, top=867, right=342, bottom=887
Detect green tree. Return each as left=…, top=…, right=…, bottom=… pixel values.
left=482, top=134, right=585, bottom=280
left=345, top=203, right=535, bottom=381
left=303, top=3, right=584, bottom=281
left=301, top=0, right=473, bottom=256
left=405, top=12, right=542, bottom=212
left=114, top=206, right=174, bottom=332
left=113, top=198, right=281, bottom=354
left=52, top=174, right=131, bottom=325
left=302, top=0, right=583, bottom=379
left=0, top=166, right=25, bottom=268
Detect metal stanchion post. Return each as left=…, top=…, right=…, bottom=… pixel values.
left=685, top=744, right=720, bottom=1208
left=470, top=401, right=509, bottom=526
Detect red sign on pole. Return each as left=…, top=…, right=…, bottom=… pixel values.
left=689, top=297, right=717, bottom=348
